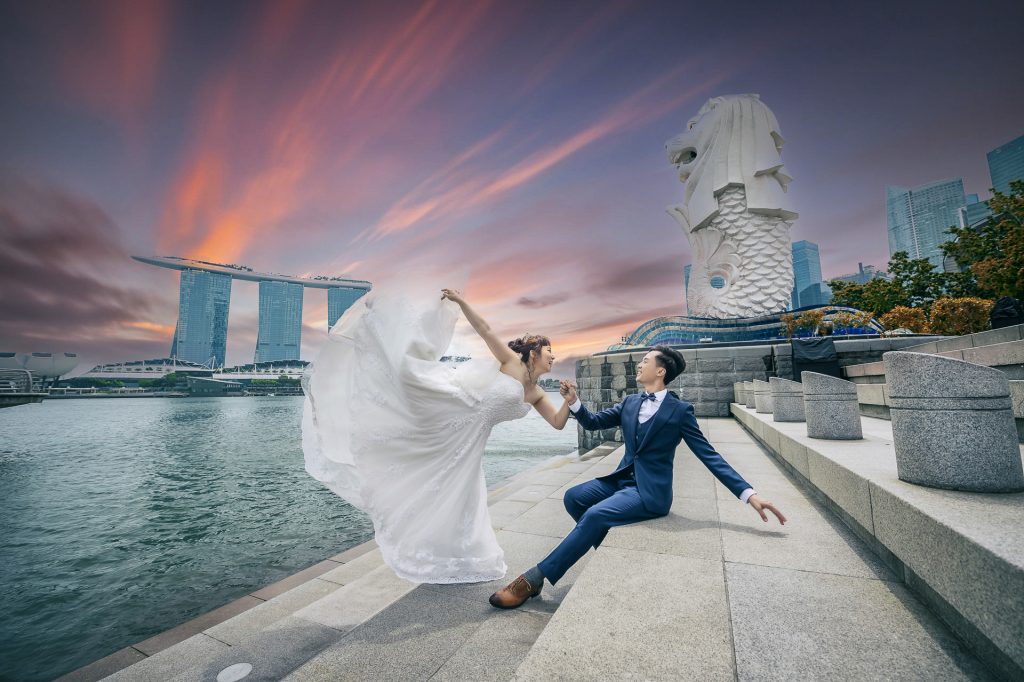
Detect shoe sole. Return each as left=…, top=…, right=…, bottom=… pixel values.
left=488, top=593, right=540, bottom=609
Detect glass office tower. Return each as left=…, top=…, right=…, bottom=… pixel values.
left=171, top=269, right=232, bottom=367
left=255, top=281, right=304, bottom=363
left=791, top=240, right=824, bottom=309
left=886, top=179, right=965, bottom=270
left=987, top=134, right=1024, bottom=195
left=327, top=287, right=370, bottom=330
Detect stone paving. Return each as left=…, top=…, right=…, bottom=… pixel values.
left=71, top=420, right=998, bottom=681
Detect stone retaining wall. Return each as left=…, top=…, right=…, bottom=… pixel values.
left=574, top=337, right=941, bottom=450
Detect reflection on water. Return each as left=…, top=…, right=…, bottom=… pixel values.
left=0, top=393, right=578, bottom=681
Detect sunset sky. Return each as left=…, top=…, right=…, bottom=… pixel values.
left=2, top=0, right=1022, bottom=376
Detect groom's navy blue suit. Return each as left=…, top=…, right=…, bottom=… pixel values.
left=537, top=391, right=752, bottom=584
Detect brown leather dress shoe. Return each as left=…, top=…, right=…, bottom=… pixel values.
left=488, top=574, right=541, bottom=609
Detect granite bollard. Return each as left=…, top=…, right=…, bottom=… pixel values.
left=884, top=351, right=1024, bottom=492
left=733, top=381, right=745, bottom=405
left=743, top=381, right=756, bottom=409
left=753, top=379, right=773, bottom=414
left=769, top=377, right=805, bottom=422
left=802, top=371, right=862, bottom=439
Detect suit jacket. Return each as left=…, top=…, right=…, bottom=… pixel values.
left=573, top=392, right=751, bottom=515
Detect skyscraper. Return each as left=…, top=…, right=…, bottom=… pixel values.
left=328, top=287, right=370, bottom=330
left=171, top=269, right=232, bottom=367
left=791, top=240, right=825, bottom=309
left=886, top=178, right=965, bottom=269
left=987, top=133, right=1024, bottom=195
left=255, top=281, right=304, bottom=363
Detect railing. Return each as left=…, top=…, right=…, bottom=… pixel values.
left=0, top=369, right=34, bottom=393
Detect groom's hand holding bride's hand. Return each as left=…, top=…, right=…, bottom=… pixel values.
left=748, top=494, right=787, bottom=525
left=559, top=380, right=577, bottom=404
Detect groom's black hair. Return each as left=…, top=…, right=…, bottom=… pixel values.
left=652, top=345, right=686, bottom=383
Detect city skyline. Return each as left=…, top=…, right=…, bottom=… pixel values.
left=1, top=0, right=1022, bottom=375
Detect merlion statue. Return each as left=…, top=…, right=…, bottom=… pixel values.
left=666, top=94, right=797, bottom=318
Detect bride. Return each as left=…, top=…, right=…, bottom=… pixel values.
left=301, top=283, right=575, bottom=583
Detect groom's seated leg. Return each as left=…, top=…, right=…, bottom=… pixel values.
left=539, top=486, right=659, bottom=585
left=563, top=477, right=619, bottom=522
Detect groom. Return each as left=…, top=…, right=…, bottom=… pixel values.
left=489, top=345, right=787, bottom=609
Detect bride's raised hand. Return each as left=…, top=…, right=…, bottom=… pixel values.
left=440, top=288, right=465, bottom=305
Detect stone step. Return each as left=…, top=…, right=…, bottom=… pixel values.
left=98, top=548, right=405, bottom=681
left=57, top=543, right=379, bottom=682
left=279, top=452, right=623, bottom=681
left=75, top=447, right=616, bottom=681
left=513, top=418, right=996, bottom=681
left=901, top=323, right=1024, bottom=355
left=845, top=334, right=1024, bottom=384
left=732, top=402, right=1024, bottom=681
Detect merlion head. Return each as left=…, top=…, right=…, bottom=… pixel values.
left=666, top=94, right=797, bottom=232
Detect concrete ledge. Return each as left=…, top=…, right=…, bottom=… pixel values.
left=732, top=403, right=1024, bottom=681
left=62, top=444, right=619, bottom=681
left=903, top=324, right=1024, bottom=355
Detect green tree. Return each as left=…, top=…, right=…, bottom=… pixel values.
left=941, top=179, right=1024, bottom=299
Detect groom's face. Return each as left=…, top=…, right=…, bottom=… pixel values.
left=636, top=351, right=665, bottom=386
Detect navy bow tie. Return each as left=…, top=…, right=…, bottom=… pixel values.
left=640, top=392, right=657, bottom=402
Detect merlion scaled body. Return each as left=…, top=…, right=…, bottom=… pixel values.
left=666, top=94, right=797, bottom=318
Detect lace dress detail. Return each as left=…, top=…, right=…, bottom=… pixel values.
left=301, top=285, right=531, bottom=584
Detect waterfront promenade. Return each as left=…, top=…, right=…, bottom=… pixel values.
left=63, top=416, right=997, bottom=681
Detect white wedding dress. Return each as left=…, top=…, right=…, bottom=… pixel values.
left=301, top=285, right=531, bottom=583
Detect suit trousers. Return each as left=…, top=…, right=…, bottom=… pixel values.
left=537, top=473, right=663, bottom=584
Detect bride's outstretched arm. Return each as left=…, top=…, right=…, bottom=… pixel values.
left=441, top=288, right=518, bottom=366
left=531, top=392, right=573, bottom=430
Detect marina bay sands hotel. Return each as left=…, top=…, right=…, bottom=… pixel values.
left=133, top=256, right=371, bottom=368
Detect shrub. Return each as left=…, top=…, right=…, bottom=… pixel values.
left=796, top=309, right=825, bottom=334
left=928, top=297, right=994, bottom=336
left=879, top=306, right=929, bottom=333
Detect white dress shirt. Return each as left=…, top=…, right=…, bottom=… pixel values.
left=569, top=390, right=756, bottom=504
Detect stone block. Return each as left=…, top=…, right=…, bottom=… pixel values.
left=902, top=340, right=939, bottom=354
left=717, top=372, right=740, bottom=387
left=962, top=339, right=1024, bottom=367
left=697, top=358, right=734, bottom=372
left=735, top=357, right=769, bottom=372
left=697, top=373, right=717, bottom=388
left=869, top=479, right=1024, bottom=678
left=753, top=379, right=773, bottom=414
left=935, top=335, right=977, bottom=352
left=883, top=351, right=1024, bottom=492
left=855, top=383, right=888, bottom=407
left=610, top=375, right=626, bottom=390
left=743, top=381, right=756, bottom=408
left=734, top=381, right=745, bottom=404
left=770, top=377, right=805, bottom=422
left=802, top=372, right=863, bottom=440
left=725, top=563, right=991, bottom=681
left=1011, top=381, right=1024, bottom=419
left=513, top=549, right=735, bottom=681
left=969, top=325, right=1023, bottom=347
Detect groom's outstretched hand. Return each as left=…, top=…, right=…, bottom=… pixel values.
left=748, top=494, right=787, bottom=525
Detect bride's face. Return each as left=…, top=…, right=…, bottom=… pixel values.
left=531, top=346, right=555, bottom=375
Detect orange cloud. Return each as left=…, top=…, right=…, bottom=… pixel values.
left=157, top=0, right=497, bottom=264
left=360, top=62, right=732, bottom=242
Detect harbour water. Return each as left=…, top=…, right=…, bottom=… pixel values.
left=0, top=393, right=578, bottom=681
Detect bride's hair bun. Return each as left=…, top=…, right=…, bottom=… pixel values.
left=507, top=333, right=551, bottom=364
